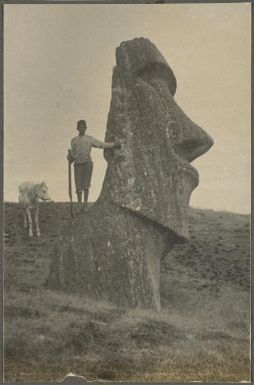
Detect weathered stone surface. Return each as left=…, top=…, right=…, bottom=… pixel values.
left=48, top=38, right=213, bottom=311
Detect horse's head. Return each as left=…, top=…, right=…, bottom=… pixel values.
left=36, top=181, right=52, bottom=201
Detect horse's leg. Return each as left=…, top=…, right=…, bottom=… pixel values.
left=23, top=208, right=27, bottom=228
left=26, top=208, right=33, bottom=237
left=35, top=201, right=41, bottom=237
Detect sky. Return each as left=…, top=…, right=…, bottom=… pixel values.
left=4, top=3, right=251, bottom=213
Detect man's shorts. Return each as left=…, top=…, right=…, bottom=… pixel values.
left=74, top=161, right=93, bottom=193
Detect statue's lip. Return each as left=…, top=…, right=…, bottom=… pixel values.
left=176, top=155, right=199, bottom=182
left=173, top=135, right=213, bottom=183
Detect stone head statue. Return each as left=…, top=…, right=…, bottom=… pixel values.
left=48, top=38, right=214, bottom=311
left=102, top=37, right=213, bottom=240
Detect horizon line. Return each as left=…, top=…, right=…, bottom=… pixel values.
left=3, top=201, right=250, bottom=216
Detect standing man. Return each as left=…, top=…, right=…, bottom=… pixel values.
left=68, top=120, right=120, bottom=211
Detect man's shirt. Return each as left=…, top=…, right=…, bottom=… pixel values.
left=70, top=134, right=113, bottom=164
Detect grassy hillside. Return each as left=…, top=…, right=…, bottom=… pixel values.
left=4, top=203, right=250, bottom=382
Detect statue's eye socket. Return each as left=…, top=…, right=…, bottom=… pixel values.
left=136, top=62, right=176, bottom=96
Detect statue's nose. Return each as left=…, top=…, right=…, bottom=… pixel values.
left=173, top=115, right=214, bottom=163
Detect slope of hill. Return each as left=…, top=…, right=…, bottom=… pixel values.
left=3, top=203, right=251, bottom=382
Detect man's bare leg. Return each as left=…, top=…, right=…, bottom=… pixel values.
left=77, top=192, right=82, bottom=203
left=83, top=188, right=89, bottom=212
left=77, top=192, right=83, bottom=213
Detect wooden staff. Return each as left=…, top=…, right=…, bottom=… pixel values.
left=68, top=149, right=74, bottom=218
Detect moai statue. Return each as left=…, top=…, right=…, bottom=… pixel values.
left=48, top=38, right=213, bottom=311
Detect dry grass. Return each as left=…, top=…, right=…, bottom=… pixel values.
left=3, top=203, right=251, bottom=382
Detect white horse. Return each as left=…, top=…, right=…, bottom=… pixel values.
left=18, top=181, right=52, bottom=237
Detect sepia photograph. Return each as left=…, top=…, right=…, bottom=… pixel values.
left=3, top=2, right=251, bottom=382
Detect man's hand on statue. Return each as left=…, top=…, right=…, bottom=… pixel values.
left=113, top=142, right=121, bottom=149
